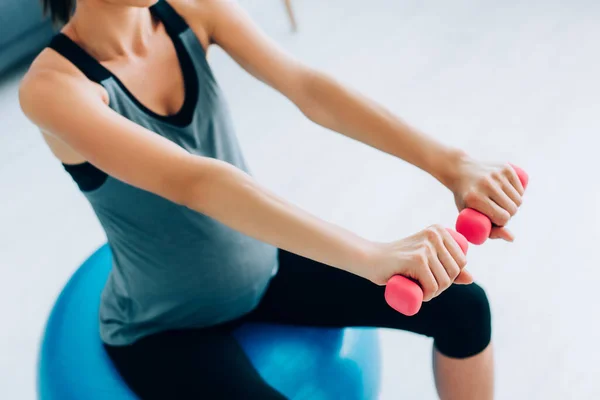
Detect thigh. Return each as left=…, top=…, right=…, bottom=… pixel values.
left=104, top=328, right=286, bottom=400
left=248, top=249, right=483, bottom=338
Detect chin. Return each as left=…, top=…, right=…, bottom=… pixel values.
left=131, top=0, right=159, bottom=6
left=105, top=0, right=159, bottom=7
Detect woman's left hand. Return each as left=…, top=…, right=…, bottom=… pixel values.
left=445, top=154, right=526, bottom=242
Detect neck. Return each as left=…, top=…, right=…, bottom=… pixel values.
left=68, top=0, right=158, bottom=60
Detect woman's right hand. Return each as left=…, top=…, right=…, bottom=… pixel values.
left=365, top=225, right=473, bottom=301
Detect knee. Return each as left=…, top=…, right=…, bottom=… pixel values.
left=432, top=283, right=492, bottom=359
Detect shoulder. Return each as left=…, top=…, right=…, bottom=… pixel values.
left=167, top=0, right=232, bottom=15
left=19, top=47, right=106, bottom=164
left=20, top=43, right=107, bottom=122
left=22, top=44, right=86, bottom=92
left=166, top=0, right=239, bottom=36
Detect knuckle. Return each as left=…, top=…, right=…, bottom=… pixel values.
left=423, top=242, right=434, bottom=256
left=431, top=223, right=444, bottom=232
left=411, top=252, right=426, bottom=265
left=464, top=190, right=478, bottom=205
left=447, top=265, right=460, bottom=280
left=425, top=226, right=438, bottom=240
left=439, top=276, right=451, bottom=291
left=456, top=255, right=467, bottom=269
left=425, top=225, right=444, bottom=243
left=498, top=211, right=510, bottom=225
left=514, top=196, right=523, bottom=207
left=483, top=176, right=495, bottom=189
left=425, top=281, right=439, bottom=300
left=502, top=163, right=514, bottom=176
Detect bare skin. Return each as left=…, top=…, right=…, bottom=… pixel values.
left=434, top=344, right=495, bottom=400
left=20, top=1, right=525, bottom=398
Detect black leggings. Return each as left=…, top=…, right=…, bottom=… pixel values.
left=105, top=250, right=492, bottom=399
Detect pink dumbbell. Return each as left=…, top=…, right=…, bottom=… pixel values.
left=384, top=164, right=529, bottom=316
left=384, top=228, right=468, bottom=316
left=456, top=165, right=529, bottom=245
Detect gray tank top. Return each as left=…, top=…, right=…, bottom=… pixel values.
left=48, top=0, right=278, bottom=345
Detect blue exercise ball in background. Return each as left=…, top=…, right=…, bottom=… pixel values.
left=38, top=244, right=382, bottom=399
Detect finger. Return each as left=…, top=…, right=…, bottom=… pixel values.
left=500, top=177, right=523, bottom=208
left=475, top=196, right=511, bottom=227
left=437, top=247, right=461, bottom=283
left=490, top=226, right=514, bottom=242
left=417, top=262, right=439, bottom=302
left=429, top=227, right=462, bottom=283
left=486, top=177, right=518, bottom=217
left=427, top=247, right=452, bottom=298
left=440, top=229, right=467, bottom=269
left=503, top=163, right=525, bottom=196
left=454, top=269, right=474, bottom=284
left=489, top=185, right=518, bottom=217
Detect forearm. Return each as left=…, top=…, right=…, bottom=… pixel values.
left=185, top=158, right=375, bottom=277
left=298, top=71, right=463, bottom=186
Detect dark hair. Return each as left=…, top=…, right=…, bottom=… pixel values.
left=41, top=0, right=75, bottom=26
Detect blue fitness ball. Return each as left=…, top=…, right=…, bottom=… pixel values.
left=38, top=244, right=382, bottom=399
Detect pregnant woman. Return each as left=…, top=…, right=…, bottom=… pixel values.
left=20, top=0, right=525, bottom=399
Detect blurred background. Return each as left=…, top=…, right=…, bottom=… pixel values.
left=1, top=0, right=599, bottom=399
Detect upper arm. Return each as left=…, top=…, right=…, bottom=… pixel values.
left=19, top=68, right=209, bottom=206
left=196, top=0, right=312, bottom=103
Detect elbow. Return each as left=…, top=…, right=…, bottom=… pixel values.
left=172, top=156, right=232, bottom=214
left=288, top=68, right=319, bottom=115
left=294, top=70, right=335, bottom=124
left=173, top=158, right=212, bottom=212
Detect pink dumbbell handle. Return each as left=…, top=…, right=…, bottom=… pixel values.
left=456, top=165, right=528, bottom=245
left=384, top=229, right=468, bottom=316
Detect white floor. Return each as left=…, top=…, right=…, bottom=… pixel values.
left=1, top=0, right=599, bottom=399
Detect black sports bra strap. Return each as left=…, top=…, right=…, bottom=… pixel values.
left=48, top=34, right=112, bottom=83
left=47, top=1, right=189, bottom=84
left=150, top=0, right=189, bottom=37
